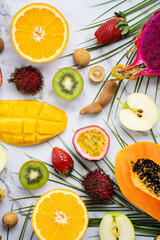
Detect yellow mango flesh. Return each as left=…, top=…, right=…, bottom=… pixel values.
left=0, top=100, right=67, bottom=146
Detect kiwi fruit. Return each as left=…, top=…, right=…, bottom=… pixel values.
left=19, top=160, right=49, bottom=190
left=52, top=67, right=84, bottom=100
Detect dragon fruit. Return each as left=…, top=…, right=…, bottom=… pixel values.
left=113, top=11, right=160, bottom=80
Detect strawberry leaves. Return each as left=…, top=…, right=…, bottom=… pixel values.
left=115, top=11, right=126, bottom=19
left=115, top=11, right=130, bottom=36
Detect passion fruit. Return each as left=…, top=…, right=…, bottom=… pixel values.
left=72, top=125, right=110, bottom=161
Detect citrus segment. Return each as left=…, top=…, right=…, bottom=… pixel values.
left=11, top=3, right=69, bottom=63
left=32, top=189, right=88, bottom=240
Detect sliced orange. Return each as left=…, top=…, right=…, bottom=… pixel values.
left=32, top=189, right=89, bottom=240
left=11, top=3, right=69, bottom=63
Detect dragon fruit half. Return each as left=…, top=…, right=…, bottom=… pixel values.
left=113, top=10, right=160, bottom=81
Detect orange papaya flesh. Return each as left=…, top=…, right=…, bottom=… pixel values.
left=115, top=142, right=160, bottom=222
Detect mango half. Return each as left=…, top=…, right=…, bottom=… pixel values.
left=0, top=100, right=67, bottom=146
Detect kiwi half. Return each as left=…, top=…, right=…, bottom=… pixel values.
left=52, top=67, right=84, bottom=100
left=19, top=160, right=49, bottom=190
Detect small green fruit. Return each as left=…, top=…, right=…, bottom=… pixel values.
left=52, top=67, right=84, bottom=100
left=19, top=160, right=49, bottom=190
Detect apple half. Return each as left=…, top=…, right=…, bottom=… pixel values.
left=0, top=145, right=7, bottom=172
left=99, top=212, right=135, bottom=240
left=119, top=93, right=159, bottom=131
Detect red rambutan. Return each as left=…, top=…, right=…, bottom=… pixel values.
left=82, top=169, right=114, bottom=203
left=8, top=65, right=44, bottom=95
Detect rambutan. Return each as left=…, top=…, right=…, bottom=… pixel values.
left=82, top=169, right=114, bottom=203
left=8, top=65, right=44, bottom=95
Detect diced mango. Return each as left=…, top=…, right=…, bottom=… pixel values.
left=24, top=119, right=37, bottom=133
left=0, top=100, right=67, bottom=146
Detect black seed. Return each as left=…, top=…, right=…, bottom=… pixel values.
left=137, top=109, right=143, bottom=113
left=133, top=158, right=160, bottom=197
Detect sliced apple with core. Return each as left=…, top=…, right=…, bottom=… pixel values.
left=119, top=93, right=159, bottom=131
left=0, top=145, right=7, bottom=172
left=99, top=212, right=135, bottom=240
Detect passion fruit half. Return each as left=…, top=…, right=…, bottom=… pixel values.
left=72, top=125, right=110, bottom=161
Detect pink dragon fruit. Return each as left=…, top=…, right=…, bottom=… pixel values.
left=113, top=10, right=160, bottom=80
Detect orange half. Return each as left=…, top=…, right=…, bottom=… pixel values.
left=11, top=3, right=69, bottom=63
left=31, top=189, right=89, bottom=240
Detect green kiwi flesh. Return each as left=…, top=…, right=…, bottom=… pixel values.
left=52, top=67, right=84, bottom=100
left=19, top=160, right=49, bottom=190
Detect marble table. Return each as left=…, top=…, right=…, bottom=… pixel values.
left=0, top=0, right=159, bottom=239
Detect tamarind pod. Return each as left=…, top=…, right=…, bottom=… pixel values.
left=97, top=80, right=117, bottom=106
left=80, top=102, right=103, bottom=115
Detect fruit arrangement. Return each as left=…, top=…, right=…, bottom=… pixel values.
left=1, top=1, right=160, bottom=240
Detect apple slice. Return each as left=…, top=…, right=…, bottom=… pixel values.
left=119, top=93, right=159, bottom=131
left=0, top=68, right=2, bottom=86
left=99, top=212, right=135, bottom=240
left=0, top=145, right=7, bottom=172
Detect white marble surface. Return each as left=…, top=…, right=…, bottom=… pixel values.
left=0, top=0, right=159, bottom=239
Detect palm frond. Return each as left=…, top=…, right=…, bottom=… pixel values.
left=145, top=77, right=150, bottom=94
left=92, top=0, right=126, bottom=23
left=18, top=206, right=32, bottom=240
left=30, top=231, right=34, bottom=240
left=124, top=0, right=158, bottom=16
left=83, top=0, right=158, bottom=30
left=89, top=0, right=120, bottom=8
left=128, top=2, right=159, bottom=23
left=115, top=82, right=129, bottom=117
left=120, top=126, right=137, bottom=143
left=150, top=129, right=158, bottom=144
left=155, top=76, right=160, bottom=102
left=136, top=76, right=144, bottom=92
left=106, top=48, right=137, bottom=121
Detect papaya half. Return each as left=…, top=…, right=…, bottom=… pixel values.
left=115, top=142, right=160, bottom=222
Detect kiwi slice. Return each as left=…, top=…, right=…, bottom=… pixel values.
left=52, top=67, right=84, bottom=100
left=19, top=160, right=49, bottom=190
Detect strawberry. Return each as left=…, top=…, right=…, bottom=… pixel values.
left=51, top=147, right=73, bottom=176
left=95, top=12, right=130, bottom=44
